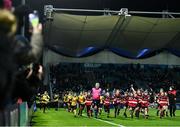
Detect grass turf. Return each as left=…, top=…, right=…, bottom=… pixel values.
left=31, top=108, right=180, bottom=126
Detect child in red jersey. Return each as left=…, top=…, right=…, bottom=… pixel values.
left=141, top=91, right=150, bottom=119
left=156, top=88, right=164, bottom=116
left=113, top=89, right=121, bottom=118
left=104, top=92, right=111, bottom=118
left=157, top=91, right=169, bottom=118
left=128, top=92, right=138, bottom=118
left=85, top=93, right=93, bottom=118
left=123, top=92, right=129, bottom=118
left=134, top=89, right=143, bottom=118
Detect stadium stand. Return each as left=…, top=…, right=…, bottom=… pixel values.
left=49, top=63, right=180, bottom=96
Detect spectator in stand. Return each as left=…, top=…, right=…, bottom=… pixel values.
left=50, top=63, right=180, bottom=94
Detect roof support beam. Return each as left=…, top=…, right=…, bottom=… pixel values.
left=44, top=5, right=180, bottom=20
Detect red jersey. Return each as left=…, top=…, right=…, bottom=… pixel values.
left=104, top=97, right=111, bottom=106
left=168, top=90, right=176, bottom=96
left=123, top=95, right=129, bottom=105
left=137, top=94, right=143, bottom=103
left=128, top=96, right=138, bottom=107
left=158, top=95, right=168, bottom=106
left=85, top=97, right=93, bottom=106
left=113, top=94, right=121, bottom=104
left=141, top=95, right=149, bottom=107
left=168, top=90, right=176, bottom=104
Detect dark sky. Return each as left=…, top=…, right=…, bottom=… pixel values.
left=13, top=0, right=180, bottom=11
left=13, top=0, right=180, bottom=21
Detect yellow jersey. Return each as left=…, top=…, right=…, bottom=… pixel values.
left=67, top=95, right=73, bottom=102
left=63, top=95, right=68, bottom=103
left=41, top=94, right=50, bottom=104
left=54, top=94, right=59, bottom=102
left=78, top=95, right=85, bottom=104
left=71, top=96, right=78, bottom=106
left=100, top=96, right=104, bottom=104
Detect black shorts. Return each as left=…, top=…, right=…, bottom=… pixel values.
left=86, top=105, right=91, bottom=111
left=79, top=104, right=85, bottom=108
left=71, top=105, right=77, bottom=110
left=99, top=103, right=103, bottom=108
left=114, top=103, right=123, bottom=109
left=41, top=103, right=47, bottom=107
left=93, top=100, right=100, bottom=107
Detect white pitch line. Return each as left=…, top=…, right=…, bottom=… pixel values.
left=82, top=114, right=125, bottom=127
left=93, top=117, right=125, bottom=127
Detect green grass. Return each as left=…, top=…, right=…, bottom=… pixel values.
left=31, top=108, right=180, bottom=126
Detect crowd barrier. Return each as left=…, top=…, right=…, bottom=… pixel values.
left=0, top=102, right=32, bottom=126
left=176, top=103, right=180, bottom=110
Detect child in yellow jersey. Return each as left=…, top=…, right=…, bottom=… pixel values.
left=99, top=95, right=104, bottom=115
left=63, top=93, right=68, bottom=109
left=71, top=93, right=78, bottom=117
left=53, top=93, right=59, bottom=111
left=41, top=91, right=50, bottom=113
left=78, top=92, right=85, bottom=116
left=67, top=92, right=73, bottom=112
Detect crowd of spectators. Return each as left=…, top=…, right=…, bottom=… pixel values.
left=0, top=0, right=44, bottom=113
left=50, top=63, right=180, bottom=98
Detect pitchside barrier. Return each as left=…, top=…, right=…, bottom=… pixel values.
left=0, top=102, right=33, bottom=126
left=176, top=103, right=180, bottom=110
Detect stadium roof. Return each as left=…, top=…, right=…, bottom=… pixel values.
left=44, top=11, right=180, bottom=58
